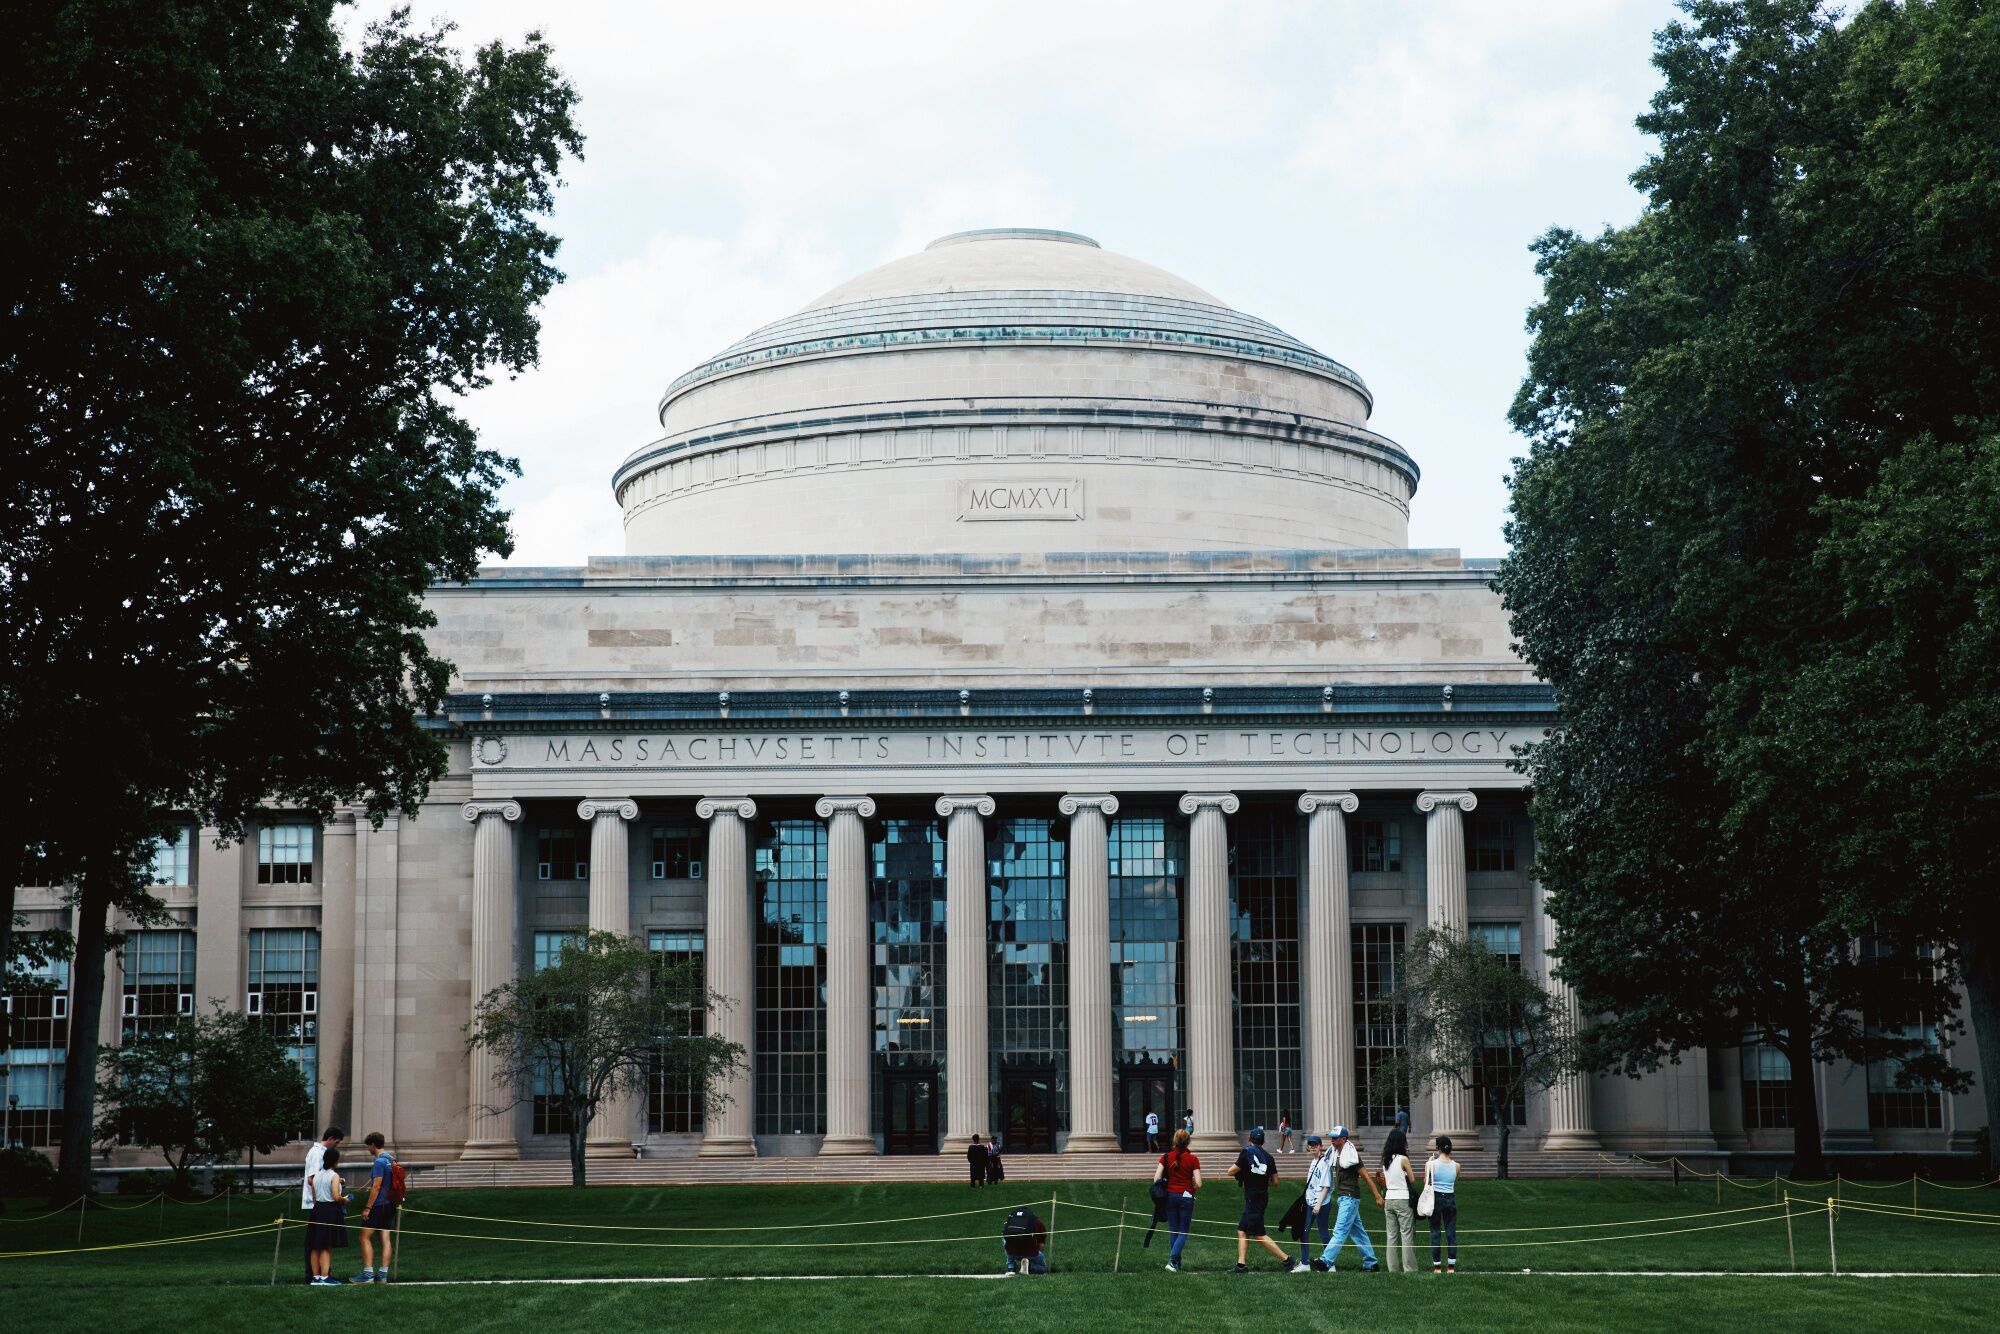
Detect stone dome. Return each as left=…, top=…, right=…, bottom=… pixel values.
left=614, top=229, right=1418, bottom=556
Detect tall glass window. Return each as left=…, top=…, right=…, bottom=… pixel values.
left=650, top=823, right=702, bottom=880
left=1353, top=923, right=1407, bottom=1125
left=988, top=815, right=1068, bottom=1137
left=256, top=824, right=314, bottom=884
left=647, top=930, right=706, bottom=1133
left=1740, top=1032, right=1792, bottom=1129
left=755, top=819, right=827, bottom=1136
left=1465, top=818, right=1518, bottom=872
left=1110, top=812, right=1184, bottom=1104
left=531, top=930, right=583, bottom=1134
left=1349, top=820, right=1403, bottom=873
left=2, top=958, right=68, bottom=1147
left=536, top=825, right=589, bottom=881
left=121, top=929, right=196, bottom=1040
left=870, top=817, right=947, bottom=1133
left=1230, top=807, right=1301, bottom=1133
left=149, top=828, right=192, bottom=887
left=1866, top=943, right=1943, bottom=1130
left=246, top=928, right=318, bottom=1136
left=1470, top=922, right=1525, bottom=1127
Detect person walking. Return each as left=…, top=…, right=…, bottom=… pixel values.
left=1182, top=1108, right=1195, bottom=1140
left=1153, top=1128, right=1202, bottom=1272
left=1145, top=1109, right=1161, bottom=1152
left=966, top=1133, right=988, bottom=1188
left=1226, top=1126, right=1291, bottom=1273
left=304, top=1147, right=350, bottom=1285
left=300, top=1125, right=343, bottom=1280
left=1426, top=1136, right=1460, bottom=1274
left=1316, top=1126, right=1382, bottom=1273
left=351, top=1131, right=398, bottom=1284
left=1278, top=1112, right=1294, bottom=1154
left=1294, top=1133, right=1333, bottom=1271
left=1380, top=1133, right=1417, bottom=1272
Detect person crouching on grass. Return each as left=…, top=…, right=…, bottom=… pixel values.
left=1227, top=1126, right=1292, bottom=1273
left=305, top=1147, right=350, bottom=1285
left=352, top=1131, right=397, bottom=1284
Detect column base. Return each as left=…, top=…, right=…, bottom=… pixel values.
left=817, top=1134, right=879, bottom=1156
left=1062, top=1133, right=1122, bottom=1153
left=458, top=1140, right=520, bottom=1162
left=1191, top=1132, right=1241, bottom=1160
left=697, top=1135, right=759, bottom=1158
left=1540, top=1130, right=1602, bottom=1152
left=585, top=1138, right=633, bottom=1160
left=939, top=1135, right=981, bottom=1157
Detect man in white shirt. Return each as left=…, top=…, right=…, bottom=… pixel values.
left=300, top=1125, right=344, bottom=1277
left=1145, top=1110, right=1161, bottom=1152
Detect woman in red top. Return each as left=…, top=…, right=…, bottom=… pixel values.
left=1152, top=1128, right=1203, bottom=1271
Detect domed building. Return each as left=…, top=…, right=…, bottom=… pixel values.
left=36, top=231, right=1981, bottom=1179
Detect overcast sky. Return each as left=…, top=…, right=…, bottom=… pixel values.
left=349, top=1, right=1678, bottom=566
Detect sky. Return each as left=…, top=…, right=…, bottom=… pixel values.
left=348, top=1, right=1680, bottom=566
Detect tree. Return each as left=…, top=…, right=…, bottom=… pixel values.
left=467, top=932, right=745, bottom=1188
left=1498, top=0, right=1997, bottom=1175
left=95, top=1004, right=311, bottom=1191
left=1367, top=928, right=1581, bottom=1180
left=0, top=1, right=581, bottom=1199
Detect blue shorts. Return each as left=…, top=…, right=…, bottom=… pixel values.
left=362, top=1201, right=397, bottom=1230
left=1238, top=1202, right=1269, bottom=1237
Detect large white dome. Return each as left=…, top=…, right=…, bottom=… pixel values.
left=615, top=229, right=1418, bottom=556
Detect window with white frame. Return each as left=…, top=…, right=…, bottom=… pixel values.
left=122, top=929, right=196, bottom=1040
left=1865, top=942, right=1944, bottom=1130
left=246, top=928, right=318, bottom=1137
left=2, top=958, right=69, bottom=1147
left=1740, top=1032, right=1792, bottom=1129
left=647, top=931, right=706, bottom=1133
left=256, top=824, right=315, bottom=884
left=536, top=826, right=588, bottom=882
left=649, top=824, right=702, bottom=880
left=149, top=828, right=192, bottom=887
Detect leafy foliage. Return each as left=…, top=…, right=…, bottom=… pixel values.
left=468, top=932, right=746, bottom=1188
left=1499, top=0, right=2000, bottom=1170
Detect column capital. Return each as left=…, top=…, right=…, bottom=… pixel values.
left=1415, top=790, right=1478, bottom=815
left=1298, top=791, right=1359, bottom=815
left=461, top=799, right=522, bottom=824
left=696, top=797, right=758, bottom=821
left=1058, top=793, right=1119, bottom=817
left=934, top=794, right=995, bottom=818
left=1177, top=791, right=1239, bottom=816
left=577, top=798, right=639, bottom=822
left=814, top=795, right=877, bottom=820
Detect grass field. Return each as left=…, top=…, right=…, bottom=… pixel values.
left=4, top=1176, right=1996, bottom=1332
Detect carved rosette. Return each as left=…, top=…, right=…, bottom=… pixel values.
left=1176, top=792, right=1240, bottom=817
left=696, top=797, right=758, bottom=822
left=814, top=796, right=878, bottom=820
left=1297, top=791, right=1360, bottom=815
left=576, top=798, right=640, bottom=822
left=1415, top=791, right=1479, bottom=814
left=460, top=799, right=522, bottom=824
left=934, top=794, right=996, bottom=819
left=1057, top=793, right=1120, bottom=817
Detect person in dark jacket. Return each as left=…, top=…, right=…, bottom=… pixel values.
left=1001, top=1206, right=1047, bottom=1274
left=986, top=1134, right=1006, bottom=1183
left=966, top=1133, right=988, bottom=1188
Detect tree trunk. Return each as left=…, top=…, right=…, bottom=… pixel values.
left=54, top=879, right=112, bottom=1203
left=1497, top=1115, right=1511, bottom=1180
left=1782, top=1020, right=1827, bottom=1180
left=569, top=1124, right=587, bottom=1189
left=1959, top=918, right=2000, bottom=1178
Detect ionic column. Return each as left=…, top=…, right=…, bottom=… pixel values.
left=1538, top=886, right=1600, bottom=1150
left=461, top=799, right=522, bottom=1160
left=817, top=795, right=879, bottom=1155
left=579, top=798, right=639, bottom=1158
left=1060, top=794, right=1120, bottom=1152
left=1418, top=791, right=1481, bottom=1149
left=1180, top=791, right=1239, bottom=1158
left=697, top=798, right=758, bottom=1158
left=1299, top=792, right=1359, bottom=1135
left=936, top=794, right=994, bottom=1154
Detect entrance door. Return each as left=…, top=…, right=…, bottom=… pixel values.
left=999, top=1066, right=1057, bottom=1153
left=1118, top=1067, right=1177, bottom=1151
left=882, top=1068, right=939, bottom=1155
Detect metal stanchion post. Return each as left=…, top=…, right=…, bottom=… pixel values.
left=1784, top=1192, right=1795, bottom=1271
left=391, top=1208, right=403, bottom=1283
left=75, top=1194, right=86, bottom=1246
left=158, top=1193, right=166, bottom=1233
left=269, top=1216, right=283, bottom=1287
left=1047, top=1192, right=1058, bottom=1268
left=1114, top=1198, right=1127, bottom=1274
left=1826, top=1196, right=1837, bottom=1276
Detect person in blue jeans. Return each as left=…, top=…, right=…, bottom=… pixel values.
left=1295, top=1134, right=1333, bottom=1270
left=1153, top=1129, right=1202, bottom=1272
left=1317, top=1125, right=1383, bottom=1273
left=1426, top=1136, right=1460, bottom=1273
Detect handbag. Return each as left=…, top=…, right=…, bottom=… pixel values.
left=1148, top=1180, right=1170, bottom=1205
left=1417, top=1183, right=1436, bottom=1219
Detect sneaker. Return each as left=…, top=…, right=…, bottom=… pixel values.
left=1230, top=1263, right=1248, bottom=1274
left=1309, top=1258, right=1329, bottom=1272
left=350, top=1272, right=375, bottom=1284
left=312, top=1276, right=343, bottom=1286
left=1164, top=1261, right=1181, bottom=1273
left=1289, top=1262, right=1310, bottom=1274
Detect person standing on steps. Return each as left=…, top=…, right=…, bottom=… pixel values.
left=1316, top=1125, right=1382, bottom=1273
left=1426, top=1136, right=1460, bottom=1274
left=966, top=1133, right=988, bottom=1188
left=1227, top=1126, right=1292, bottom=1274
left=1153, top=1128, right=1202, bottom=1272
left=1278, top=1112, right=1294, bottom=1154
left=1145, top=1108, right=1161, bottom=1152
left=1182, top=1107, right=1195, bottom=1140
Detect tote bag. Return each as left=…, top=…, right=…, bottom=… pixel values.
left=1417, top=1182, right=1436, bottom=1219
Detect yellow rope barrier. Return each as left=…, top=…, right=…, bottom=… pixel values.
left=1059, top=1197, right=1790, bottom=1235
left=398, top=1199, right=1045, bottom=1233
left=1829, top=1199, right=2000, bottom=1227
left=375, top=1221, right=1127, bottom=1251
left=0, top=1198, right=81, bottom=1224
left=0, top=1219, right=279, bottom=1260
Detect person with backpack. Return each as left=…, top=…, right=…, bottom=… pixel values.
left=1000, top=1206, right=1048, bottom=1274
left=352, top=1131, right=402, bottom=1284
left=1152, top=1127, right=1202, bottom=1272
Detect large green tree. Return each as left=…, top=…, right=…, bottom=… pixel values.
left=1500, top=0, right=1998, bottom=1174
left=0, top=0, right=581, bottom=1198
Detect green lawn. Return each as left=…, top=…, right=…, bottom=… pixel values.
left=3, top=1177, right=1996, bottom=1332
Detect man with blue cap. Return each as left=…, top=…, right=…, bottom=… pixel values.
left=1293, top=1132, right=1334, bottom=1272
left=1226, top=1126, right=1292, bottom=1272
left=1316, top=1125, right=1383, bottom=1273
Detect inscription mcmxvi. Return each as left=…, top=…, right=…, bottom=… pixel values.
left=958, top=477, right=1084, bottom=522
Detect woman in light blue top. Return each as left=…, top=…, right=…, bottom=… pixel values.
left=1424, top=1135, right=1459, bottom=1273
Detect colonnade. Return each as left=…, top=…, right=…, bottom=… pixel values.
left=458, top=788, right=1598, bottom=1159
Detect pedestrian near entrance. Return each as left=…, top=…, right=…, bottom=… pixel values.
left=966, top=1133, right=988, bottom=1188
left=1182, top=1107, right=1195, bottom=1139
left=1426, top=1136, right=1460, bottom=1273
left=1295, top=1134, right=1333, bottom=1269
left=301, top=1125, right=343, bottom=1280
left=1153, top=1128, right=1202, bottom=1272
left=1278, top=1113, right=1294, bottom=1153
left=352, top=1132, right=398, bottom=1284
left=986, top=1134, right=1006, bottom=1183
left=1227, top=1126, right=1291, bottom=1273
left=1380, top=1137, right=1417, bottom=1272
left=305, top=1147, right=350, bottom=1285
left=1145, top=1109, right=1161, bottom=1152
left=1317, top=1125, right=1383, bottom=1272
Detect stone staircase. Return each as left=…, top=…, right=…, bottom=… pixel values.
left=416, top=1148, right=1683, bottom=1190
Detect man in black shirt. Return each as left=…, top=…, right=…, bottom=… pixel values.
left=1226, top=1126, right=1293, bottom=1272
left=966, top=1133, right=988, bottom=1188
